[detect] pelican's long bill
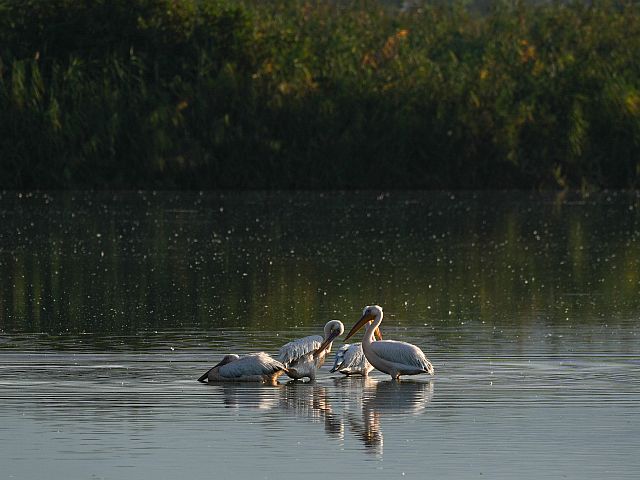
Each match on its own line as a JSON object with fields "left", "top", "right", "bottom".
{"left": 313, "top": 330, "right": 340, "bottom": 358}
{"left": 209, "top": 354, "right": 237, "bottom": 371}
{"left": 198, "top": 359, "right": 226, "bottom": 383}
{"left": 344, "top": 312, "right": 376, "bottom": 341}
{"left": 211, "top": 358, "right": 225, "bottom": 369}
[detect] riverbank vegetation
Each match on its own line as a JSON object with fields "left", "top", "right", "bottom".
{"left": 1, "top": 0, "right": 639, "bottom": 189}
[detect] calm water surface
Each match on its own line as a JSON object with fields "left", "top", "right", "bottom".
{"left": 0, "top": 191, "right": 639, "bottom": 479}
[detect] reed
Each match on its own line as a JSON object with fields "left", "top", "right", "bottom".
{"left": 1, "top": 0, "right": 639, "bottom": 189}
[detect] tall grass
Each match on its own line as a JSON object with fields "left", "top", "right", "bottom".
{"left": 1, "top": 0, "right": 639, "bottom": 189}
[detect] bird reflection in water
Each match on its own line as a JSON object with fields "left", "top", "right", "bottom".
{"left": 214, "top": 383, "right": 281, "bottom": 412}
{"left": 363, "top": 379, "right": 435, "bottom": 415}
{"left": 279, "top": 383, "right": 343, "bottom": 439}
{"left": 206, "top": 376, "right": 434, "bottom": 456}
{"left": 344, "top": 378, "right": 435, "bottom": 455}
{"left": 340, "top": 377, "right": 383, "bottom": 454}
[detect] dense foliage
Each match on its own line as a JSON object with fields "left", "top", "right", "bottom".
{"left": 1, "top": 0, "right": 639, "bottom": 189}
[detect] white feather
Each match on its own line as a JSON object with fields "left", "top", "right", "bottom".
{"left": 277, "top": 335, "right": 323, "bottom": 367}
{"left": 331, "top": 344, "right": 350, "bottom": 370}
{"left": 277, "top": 321, "right": 345, "bottom": 380}
{"left": 370, "top": 340, "right": 434, "bottom": 374}
{"left": 219, "top": 352, "right": 286, "bottom": 378}
{"left": 331, "top": 343, "right": 372, "bottom": 375}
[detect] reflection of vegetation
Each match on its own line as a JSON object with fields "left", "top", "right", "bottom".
{"left": 1, "top": 1, "right": 640, "bottom": 189}
{"left": 0, "top": 192, "right": 638, "bottom": 344}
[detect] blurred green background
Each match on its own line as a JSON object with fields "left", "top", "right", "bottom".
{"left": 1, "top": 0, "right": 639, "bottom": 190}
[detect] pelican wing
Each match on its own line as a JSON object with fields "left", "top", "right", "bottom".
{"left": 277, "top": 335, "right": 323, "bottom": 366}
{"left": 219, "top": 353, "right": 286, "bottom": 378}
{"left": 331, "top": 343, "right": 371, "bottom": 373}
{"left": 370, "top": 340, "right": 434, "bottom": 375}
{"left": 331, "top": 344, "right": 351, "bottom": 372}
{"left": 342, "top": 343, "right": 368, "bottom": 370}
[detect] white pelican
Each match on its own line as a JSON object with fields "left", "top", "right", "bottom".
{"left": 330, "top": 341, "right": 379, "bottom": 376}
{"left": 197, "top": 352, "right": 287, "bottom": 385}
{"left": 344, "top": 305, "right": 434, "bottom": 380}
{"left": 278, "top": 320, "right": 344, "bottom": 380}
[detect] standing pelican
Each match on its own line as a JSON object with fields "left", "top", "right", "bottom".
{"left": 330, "top": 338, "right": 380, "bottom": 376}
{"left": 344, "top": 305, "right": 434, "bottom": 380}
{"left": 278, "top": 320, "right": 344, "bottom": 380}
{"left": 197, "top": 352, "right": 287, "bottom": 385}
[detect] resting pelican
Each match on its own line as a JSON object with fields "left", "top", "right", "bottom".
{"left": 278, "top": 320, "right": 344, "bottom": 380}
{"left": 197, "top": 352, "right": 287, "bottom": 385}
{"left": 344, "top": 305, "right": 434, "bottom": 380}
{"left": 330, "top": 340, "right": 380, "bottom": 376}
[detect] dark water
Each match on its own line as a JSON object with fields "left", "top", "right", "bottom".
{"left": 1, "top": 191, "right": 639, "bottom": 479}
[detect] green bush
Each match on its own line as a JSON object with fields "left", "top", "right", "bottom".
{"left": 0, "top": 0, "right": 639, "bottom": 189}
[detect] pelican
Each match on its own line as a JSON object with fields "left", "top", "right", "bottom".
{"left": 330, "top": 341, "right": 379, "bottom": 376}
{"left": 197, "top": 352, "right": 287, "bottom": 385}
{"left": 344, "top": 305, "right": 434, "bottom": 380}
{"left": 277, "top": 320, "right": 344, "bottom": 380}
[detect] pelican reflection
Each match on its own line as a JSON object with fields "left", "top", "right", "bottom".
{"left": 349, "top": 379, "right": 435, "bottom": 455}
{"left": 363, "top": 379, "right": 435, "bottom": 415}
{"left": 345, "top": 408, "right": 384, "bottom": 455}
{"left": 214, "top": 382, "right": 281, "bottom": 412}
{"left": 279, "top": 383, "right": 343, "bottom": 438}
{"left": 205, "top": 374, "right": 435, "bottom": 455}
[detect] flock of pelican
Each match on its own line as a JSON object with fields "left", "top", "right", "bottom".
{"left": 198, "top": 305, "right": 434, "bottom": 384}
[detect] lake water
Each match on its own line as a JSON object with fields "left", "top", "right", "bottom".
{"left": 1, "top": 191, "right": 639, "bottom": 479}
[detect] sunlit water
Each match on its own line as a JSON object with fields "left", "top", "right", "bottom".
{"left": 1, "top": 191, "right": 639, "bottom": 479}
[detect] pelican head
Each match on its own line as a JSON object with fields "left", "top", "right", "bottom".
{"left": 362, "top": 305, "right": 383, "bottom": 320}
{"left": 324, "top": 320, "right": 345, "bottom": 339}
{"left": 315, "top": 320, "right": 345, "bottom": 357}
{"left": 345, "top": 305, "right": 383, "bottom": 341}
